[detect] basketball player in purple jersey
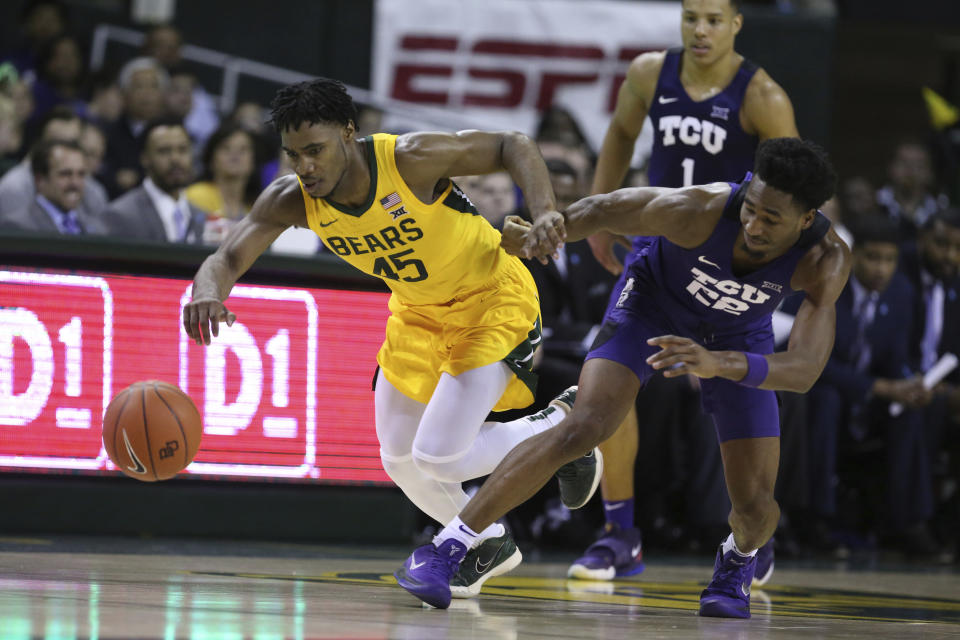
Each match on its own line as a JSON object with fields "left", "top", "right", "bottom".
{"left": 578, "top": 0, "right": 799, "bottom": 583}
{"left": 395, "top": 138, "right": 850, "bottom": 618}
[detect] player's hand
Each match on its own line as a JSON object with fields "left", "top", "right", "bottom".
{"left": 645, "top": 335, "right": 721, "bottom": 379}
{"left": 587, "top": 230, "right": 631, "bottom": 275}
{"left": 183, "top": 297, "right": 236, "bottom": 346}
{"left": 522, "top": 210, "right": 566, "bottom": 265}
{"left": 500, "top": 215, "right": 533, "bottom": 257}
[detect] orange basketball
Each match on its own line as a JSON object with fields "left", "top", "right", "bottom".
{"left": 102, "top": 380, "right": 202, "bottom": 481}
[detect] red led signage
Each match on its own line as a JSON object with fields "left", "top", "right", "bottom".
{"left": 0, "top": 267, "right": 392, "bottom": 484}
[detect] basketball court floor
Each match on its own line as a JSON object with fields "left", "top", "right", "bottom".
{"left": 1, "top": 536, "right": 957, "bottom": 639}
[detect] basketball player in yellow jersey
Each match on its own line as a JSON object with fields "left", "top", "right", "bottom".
{"left": 182, "top": 78, "right": 603, "bottom": 601}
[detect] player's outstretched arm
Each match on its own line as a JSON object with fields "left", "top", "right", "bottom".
{"left": 396, "top": 130, "right": 564, "bottom": 255}
{"left": 513, "top": 183, "right": 729, "bottom": 260}
{"left": 184, "top": 175, "right": 301, "bottom": 345}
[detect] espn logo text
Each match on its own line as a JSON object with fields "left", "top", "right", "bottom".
{"left": 390, "top": 36, "right": 657, "bottom": 112}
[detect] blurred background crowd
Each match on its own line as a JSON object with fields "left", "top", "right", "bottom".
{"left": 1, "top": 0, "right": 958, "bottom": 565}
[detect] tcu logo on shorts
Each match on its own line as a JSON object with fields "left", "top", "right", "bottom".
{"left": 685, "top": 267, "right": 770, "bottom": 316}
{"left": 658, "top": 116, "right": 728, "bottom": 155}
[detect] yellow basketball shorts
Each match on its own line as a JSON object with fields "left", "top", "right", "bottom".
{"left": 378, "top": 257, "right": 540, "bottom": 412}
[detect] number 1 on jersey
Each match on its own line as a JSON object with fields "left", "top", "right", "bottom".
{"left": 681, "top": 157, "right": 695, "bottom": 187}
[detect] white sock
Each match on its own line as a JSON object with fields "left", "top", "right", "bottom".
{"left": 722, "top": 532, "right": 757, "bottom": 557}
{"left": 435, "top": 516, "right": 505, "bottom": 549}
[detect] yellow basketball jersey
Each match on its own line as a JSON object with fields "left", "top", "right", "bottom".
{"left": 300, "top": 134, "right": 511, "bottom": 306}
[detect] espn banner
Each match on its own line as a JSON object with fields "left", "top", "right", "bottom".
{"left": 372, "top": 0, "right": 681, "bottom": 162}
{"left": 0, "top": 267, "right": 392, "bottom": 484}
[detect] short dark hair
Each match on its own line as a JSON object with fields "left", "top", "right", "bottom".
{"left": 922, "top": 207, "right": 960, "bottom": 232}
{"left": 30, "top": 138, "right": 84, "bottom": 177}
{"left": 268, "top": 78, "right": 358, "bottom": 134}
{"left": 849, "top": 216, "right": 900, "bottom": 249}
{"left": 754, "top": 138, "right": 837, "bottom": 213}
{"left": 38, "top": 105, "right": 81, "bottom": 136}
{"left": 682, "top": 0, "right": 740, "bottom": 13}
{"left": 137, "top": 116, "right": 188, "bottom": 153}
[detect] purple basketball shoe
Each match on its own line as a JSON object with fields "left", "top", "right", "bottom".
{"left": 698, "top": 542, "right": 757, "bottom": 619}
{"left": 567, "top": 523, "right": 645, "bottom": 580}
{"left": 395, "top": 538, "right": 467, "bottom": 609}
{"left": 752, "top": 537, "right": 774, "bottom": 587}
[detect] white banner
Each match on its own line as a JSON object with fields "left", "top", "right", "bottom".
{"left": 372, "top": 0, "right": 682, "bottom": 164}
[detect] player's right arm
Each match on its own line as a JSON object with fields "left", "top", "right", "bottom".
{"left": 588, "top": 51, "right": 665, "bottom": 274}
{"left": 183, "top": 175, "right": 304, "bottom": 345}
{"left": 504, "top": 182, "right": 729, "bottom": 258}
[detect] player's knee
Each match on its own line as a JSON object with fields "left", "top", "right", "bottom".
{"left": 410, "top": 448, "right": 469, "bottom": 484}
{"left": 555, "top": 410, "right": 612, "bottom": 460}
{"left": 732, "top": 490, "right": 778, "bottom": 523}
{"left": 380, "top": 450, "right": 419, "bottom": 486}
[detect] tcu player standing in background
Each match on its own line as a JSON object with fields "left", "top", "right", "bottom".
{"left": 570, "top": 0, "right": 800, "bottom": 586}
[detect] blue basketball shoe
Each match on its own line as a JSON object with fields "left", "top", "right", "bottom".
{"left": 752, "top": 537, "right": 774, "bottom": 587}
{"left": 698, "top": 542, "right": 757, "bottom": 618}
{"left": 395, "top": 538, "right": 467, "bottom": 609}
{"left": 567, "top": 523, "right": 644, "bottom": 580}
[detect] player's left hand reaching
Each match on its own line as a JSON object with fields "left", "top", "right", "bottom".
{"left": 645, "top": 335, "right": 722, "bottom": 379}
{"left": 183, "top": 297, "right": 236, "bottom": 346}
{"left": 523, "top": 210, "right": 566, "bottom": 264}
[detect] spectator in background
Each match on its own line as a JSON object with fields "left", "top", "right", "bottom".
{"left": 142, "top": 25, "right": 219, "bottom": 149}
{"left": 799, "top": 220, "right": 939, "bottom": 558}
{"left": 0, "top": 106, "right": 107, "bottom": 220}
{"left": 0, "top": 138, "right": 109, "bottom": 235}
{"left": 226, "top": 101, "right": 278, "bottom": 189}
{"left": 29, "top": 33, "right": 87, "bottom": 123}
{"left": 186, "top": 122, "right": 259, "bottom": 244}
{"left": 85, "top": 69, "right": 124, "bottom": 128}
{"left": 79, "top": 119, "right": 106, "bottom": 182}
{"left": 101, "top": 118, "right": 209, "bottom": 244}
{"left": 839, "top": 175, "right": 876, "bottom": 226}
{"left": 0, "top": 94, "right": 23, "bottom": 176}
{"left": 472, "top": 172, "right": 517, "bottom": 230}
{"left": 902, "top": 209, "right": 960, "bottom": 555}
{"left": 877, "top": 139, "right": 949, "bottom": 252}
{"left": 2, "top": 0, "right": 67, "bottom": 75}
{"left": 103, "top": 57, "right": 169, "bottom": 196}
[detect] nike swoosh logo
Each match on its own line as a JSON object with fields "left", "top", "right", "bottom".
{"left": 698, "top": 255, "right": 720, "bottom": 269}
{"left": 658, "top": 96, "right": 679, "bottom": 104}
{"left": 476, "top": 542, "right": 505, "bottom": 573}
{"left": 631, "top": 544, "right": 642, "bottom": 557}
{"left": 458, "top": 525, "right": 477, "bottom": 537}
{"left": 121, "top": 429, "right": 147, "bottom": 474}
{"left": 741, "top": 581, "right": 751, "bottom": 597}
{"left": 409, "top": 554, "right": 426, "bottom": 570}
{"left": 605, "top": 503, "right": 626, "bottom": 511}
{"left": 317, "top": 219, "right": 336, "bottom": 228}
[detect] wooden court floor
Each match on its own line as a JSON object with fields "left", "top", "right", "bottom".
{"left": 0, "top": 536, "right": 958, "bottom": 639}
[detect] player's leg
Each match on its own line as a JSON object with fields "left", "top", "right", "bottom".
{"left": 395, "top": 358, "right": 638, "bottom": 608}
{"left": 699, "top": 379, "right": 780, "bottom": 619}
{"left": 721, "top": 436, "right": 781, "bottom": 552}
{"left": 375, "top": 370, "right": 471, "bottom": 524}
{"left": 411, "top": 361, "right": 573, "bottom": 484}
{"left": 567, "top": 406, "right": 644, "bottom": 580}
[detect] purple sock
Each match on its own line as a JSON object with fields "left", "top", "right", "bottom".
{"left": 603, "top": 498, "right": 634, "bottom": 531}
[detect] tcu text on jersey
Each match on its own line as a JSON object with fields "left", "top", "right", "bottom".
{"left": 685, "top": 267, "right": 770, "bottom": 315}
{"left": 659, "top": 116, "right": 727, "bottom": 155}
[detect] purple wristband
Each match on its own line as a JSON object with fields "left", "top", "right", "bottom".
{"left": 740, "top": 352, "right": 769, "bottom": 387}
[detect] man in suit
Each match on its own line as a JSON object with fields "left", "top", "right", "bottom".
{"left": 902, "top": 209, "right": 960, "bottom": 556}
{"left": 102, "top": 118, "right": 208, "bottom": 244}
{"left": 805, "top": 219, "right": 938, "bottom": 555}
{"left": 0, "top": 138, "right": 110, "bottom": 235}
{"left": 0, "top": 107, "right": 109, "bottom": 221}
